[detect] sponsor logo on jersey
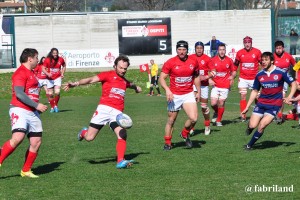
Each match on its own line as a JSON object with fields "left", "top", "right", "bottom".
{"left": 111, "top": 87, "right": 125, "bottom": 96}
{"left": 175, "top": 76, "right": 192, "bottom": 83}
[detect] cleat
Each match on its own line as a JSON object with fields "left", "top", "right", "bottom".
{"left": 116, "top": 160, "right": 134, "bottom": 169}
{"left": 212, "top": 112, "right": 217, "bottom": 123}
{"left": 50, "top": 108, "right": 54, "bottom": 113}
{"left": 54, "top": 106, "right": 59, "bottom": 113}
{"left": 147, "top": 94, "right": 152, "bottom": 96}
{"left": 244, "top": 144, "right": 252, "bottom": 151}
{"left": 20, "top": 170, "right": 39, "bottom": 178}
{"left": 179, "top": 133, "right": 193, "bottom": 148}
{"left": 163, "top": 144, "right": 172, "bottom": 150}
{"left": 241, "top": 114, "right": 247, "bottom": 122}
{"left": 157, "top": 94, "right": 161, "bottom": 96}
{"left": 78, "top": 127, "right": 88, "bottom": 141}
{"left": 204, "top": 126, "right": 211, "bottom": 135}
{"left": 189, "top": 128, "right": 195, "bottom": 136}
{"left": 216, "top": 122, "right": 223, "bottom": 127}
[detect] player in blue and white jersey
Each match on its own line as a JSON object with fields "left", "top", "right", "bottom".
{"left": 241, "top": 52, "right": 297, "bottom": 150}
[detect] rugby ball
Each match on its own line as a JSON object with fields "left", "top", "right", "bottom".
{"left": 116, "top": 113, "right": 133, "bottom": 129}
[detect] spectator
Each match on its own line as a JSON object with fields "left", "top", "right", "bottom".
{"left": 205, "top": 36, "right": 225, "bottom": 57}
{"left": 290, "top": 29, "right": 298, "bottom": 55}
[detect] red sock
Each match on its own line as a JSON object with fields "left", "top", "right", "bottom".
{"left": 240, "top": 100, "right": 247, "bottom": 112}
{"left": 46, "top": 94, "right": 51, "bottom": 102}
{"left": 80, "top": 129, "right": 87, "bottom": 139}
{"left": 54, "top": 95, "right": 60, "bottom": 106}
{"left": 204, "top": 120, "right": 210, "bottom": 127}
{"left": 116, "top": 139, "right": 126, "bottom": 163}
{"left": 277, "top": 112, "right": 282, "bottom": 118}
{"left": 286, "top": 113, "right": 294, "bottom": 120}
{"left": 181, "top": 127, "right": 190, "bottom": 139}
{"left": 164, "top": 136, "right": 172, "bottom": 145}
{"left": 0, "top": 140, "right": 16, "bottom": 164}
{"left": 22, "top": 150, "right": 37, "bottom": 172}
{"left": 217, "top": 107, "right": 225, "bottom": 122}
{"left": 49, "top": 98, "right": 55, "bottom": 108}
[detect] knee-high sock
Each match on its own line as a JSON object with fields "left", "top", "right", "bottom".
{"left": 248, "top": 130, "right": 263, "bottom": 147}
{"left": 54, "top": 95, "right": 60, "bottom": 107}
{"left": 22, "top": 150, "right": 37, "bottom": 172}
{"left": 217, "top": 107, "right": 225, "bottom": 122}
{"left": 116, "top": 139, "right": 126, "bottom": 163}
{"left": 240, "top": 99, "right": 247, "bottom": 113}
{"left": 164, "top": 136, "right": 172, "bottom": 145}
{"left": 0, "top": 140, "right": 16, "bottom": 164}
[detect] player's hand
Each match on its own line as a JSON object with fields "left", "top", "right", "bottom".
{"left": 283, "top": 97, "right": 292, "bottom": 105}
{"left": 241, "top": 107, "right": 248, "bottom": 115}
{"left": 62, "top": 82, "right": 77, "bottom": 91}
{"left": 36, "top": 103, "right": 48, "bottom": 113}
{"left": 61, "top": 74, "right": 64, "bottom": 79}
{"left": 195, "top": 92, "right": 201, "bottom": 103}
{"left": 135, "top": 86, "right": 142, "bottom": 93}
{"left": 166, "top": 89, "right": 174, "bottom": 102}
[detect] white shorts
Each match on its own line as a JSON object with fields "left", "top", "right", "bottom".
{"left": 238, "top": 77, "right": 254, "bottom": 89}
{"left": 211, "top": 87, "right": 229, "bottom": 100}
{"left": 47, "top": 77, "right": 62, "bottom": 88}
{"left": 168, "top": 92, "right": 196, "bottom": 112}
{"left": 9, "top": 107, "right": 43, "bottom": 133}
{"left": 38, "top": 78, "right": 48, "bottom": 88}
{"left": 90, "top": 105, "right": 122, "bottom": 126}
{"left": 192, "top": 85, "right": 209, "bottom": 99}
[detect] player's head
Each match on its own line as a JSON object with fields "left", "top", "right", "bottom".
{"left": 243, "top": 36, "right": 252, "bottom": 50}
{"left": 150, "top": 59, "right": 154, "bottom": 65}
{"left": 261, "top": 51, "right": 274, "bottom": 70}
{"left": 212, "top": 36, "right": 216, "bottom": 40}
{"left": 114, "top": 55, "right": 130, "bottom": 77}
{"left": 217, "top": 43, "right": 226, "bottom": 58}
{"left": 19, "top": 48, "right": 39, "bottom": 68}
{"left": 195, "top": 41, "right": 204, "bottom": 56}
{"left": 48, "top": 48, "right": 59, "bottom": 60}
{"left": 274, "top": 40, "right": 285, "bottom": 56}
{"left": 176, "top": 40, "right": 188, "bottom": 61}
{"left": 39, "top": 56, "right": 45, "bottom": 65}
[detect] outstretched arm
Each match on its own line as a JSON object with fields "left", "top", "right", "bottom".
{"left": 63, "top": 75, "right": 100, "bottom": 91}
{"left": 129, "top": 83, "right": 142, "bottom": 93}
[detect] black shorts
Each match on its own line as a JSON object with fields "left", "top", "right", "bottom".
{"left": 151, "top": 76, "right": 159, "bottom": 85}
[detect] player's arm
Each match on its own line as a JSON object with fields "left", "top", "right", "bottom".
{"left": 14, "top": 86, "right": 47, "bottom": 112}
{"left": 61, "top": 62, "right": 66, "bottom": 78}
{"left": 63, "top": 75, "right": 100, "bottom": 91}
{"left": 129, "top": 83, "right": 142, "bottom": 93}
{"left": 42, "top": 65, "right": 51, "bottom": 78}
{"left": 194, "top": 75, "right": 201, "bottom": 102}
{"left": 241, "top": 89, "right": 259, "bottom": 114}
{"left": 284, "top": 81, "right": 297, "bottom": 104}
{"left": 159, "top": 71, "right": 173, "bottom": 101}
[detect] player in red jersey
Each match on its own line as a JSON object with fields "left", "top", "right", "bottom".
{"left": 42, "top": 48, "right": 66, "bottom": 113}
{"left": 33, "top": 56, "right": 49, "bottom": 97}
{"left": 273, "top": 40, "right": 297, "bottom": 124}
{"left": 190, "top": 41, "right": 213, "bottom": 135}
{"left": 63, "top": 55, "right": 141, "bottom": 169}
{"left": 234, "top": 36, "right": 262, "bottom": 122}
{"left": 209, "top": 44, "right": 237, "bottom": 126}
{"left": 159, "top": 40, "right": 200, "bottom": 150}
{"left": 0, "top": 48, "right": 48, "bottom": 178}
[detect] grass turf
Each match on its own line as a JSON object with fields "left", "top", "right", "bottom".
{"left": 0, "top": 70, "right": 299, "bottom": 199}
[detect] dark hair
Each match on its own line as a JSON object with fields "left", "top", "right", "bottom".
{"left": 275, "top": 40, "right": 284, "bottom": 48}
{"left": 114, "top": 55, "right": 130, "bottom": 67}
{"left": 261, "top": 51, "right": 274, "bottom": 62}
{"left": 19, "top": 48, "right": 38, "bottom": 63}
{"left": 39, "top": 56, "right": 45, "bottom": 65}
{"left": 47, "top": 48, "right": 59, "bottom": 67}
{"left": 194, "top": 41, "right": 204, "bottom": 48}
{"left": 218, "top": 43, "right": 226, "bottom": 49}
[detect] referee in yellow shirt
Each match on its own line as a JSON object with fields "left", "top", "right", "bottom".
{"left": 148, "top": 59, "right": 161, "bottom": 96}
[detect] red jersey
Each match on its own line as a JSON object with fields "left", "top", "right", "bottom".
{"left": 33, "top": 63, "right": 47, "bottom": 79}
{"left": 274, "top": 52, "right": 296, "bottom": 72}
{"left": 190, "top": 53, "right": 211, "bottom": 86}
{"left": 10, "top": 65, "right": 39, "bottom": 111}
{"left": 97, "top": 70, "right": 131, "bottom": 112}
{"left": 210, "top": 56, "right": 236, "bottom": 89}
{"left": 43, "top": 57, "right": 65, "bottom": 80}
{"left": 162, "top": 55, "right": 199, "bottom": 95}
{"left": 234, "top": 47, "right": 261, "bottom": 80}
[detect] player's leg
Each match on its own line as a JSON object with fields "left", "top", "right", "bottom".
{"left": 210, "top": 87, "right": 219, "bottom": 123}
{"left": 0, "top": 108, "right": 27, "bottom": 166}
{"left": 163, "top": 111, "right": 178, "bottom": 150}
{"left": 200, "top": 86, "right": 211, "bottom": 135}
{"left": 148, "top": 76, "right": 155, "bottom": 96}
{"left": 46, "top": 79, "right": 55, "bottom": 112}
{"left": 214, "top": 89, "right": 229, "bottom": 126}
{"left": 276, "top": 86, "right": 287, "bottom": 124}
{"left": 53, "top": 78, "right": 62, "bottom": 112}
{"left": 155, "top": 79, "right": 161, "bottom": 96}
{"left": 238, "top": 78, "right": 249, "bottom": 122}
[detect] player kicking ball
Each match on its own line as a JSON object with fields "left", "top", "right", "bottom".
{"left": 63, "top": 55, "right": 141, "bottom": 168}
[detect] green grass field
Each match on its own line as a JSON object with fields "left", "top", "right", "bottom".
{"left": 0, "top": 70, "right": 299, "bottom": 200}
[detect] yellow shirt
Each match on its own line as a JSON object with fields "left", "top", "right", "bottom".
{"left": 151, "top": 63, "right": 159, "bottom": 77}
{"left": 293, "top": 61, "right": 300, "bottom": 71}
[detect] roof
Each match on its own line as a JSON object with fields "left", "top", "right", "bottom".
{"left": 0, "top": 2, "right": 24, "bottom": 8}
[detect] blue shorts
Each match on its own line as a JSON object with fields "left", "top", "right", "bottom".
{"left": 252, "top": 104, "right": 280, "bottom": 117}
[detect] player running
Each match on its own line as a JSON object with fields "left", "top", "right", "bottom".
{"left": 63, "top": 55, "right": 142, "bottom": 169}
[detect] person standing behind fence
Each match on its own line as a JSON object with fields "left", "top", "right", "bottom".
{"left": 42, "top": 48, "right": 66, "bottom": 113}
{"left": 147, "top": 59, "right": 161, "bottom": 96}
{"left": 205, "top": 36, "right": 225, "bottom": 57}
{"left": 290, "top": 29, "right": 298, "bottom": 55}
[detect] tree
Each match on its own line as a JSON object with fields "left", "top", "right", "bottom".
{"left": 26, "top": 0, "right": 84, "bottom": 13}
{"left": 111, "top": 0, "right": 175, "bottom": 11}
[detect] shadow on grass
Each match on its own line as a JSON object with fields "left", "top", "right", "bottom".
{"left": 191, "top": 128, "right": 220, "bottom": 137}
{"left": 56, "top": 109, "right": 73, "bottom": 113}
{"left": 33, "top": 162, "right": 65, "bottom": 175}
{"left": 0, "top": 174, "right": 20, "bottom": 179}
{"left": 172, "top": 140, "right": 206, "bottom": 149}
{"left": 291, "top": 125, "right": 300, "bottom": 129}
{"left": 87, "top": 152, "right": 150, "bottom": 165}
{"left": 253, "top": 140, "right": 296, "bottom": 150}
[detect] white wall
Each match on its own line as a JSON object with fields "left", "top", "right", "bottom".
{"left": 13, "top": 9, "right": 272, "bottom": 68}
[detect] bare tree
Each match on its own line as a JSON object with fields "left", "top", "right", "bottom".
{"left": 26, "top": 0, "right": 83, "bottom": 13}
{"left": 112, "top": 0, "right": 175, "bottom": 11}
